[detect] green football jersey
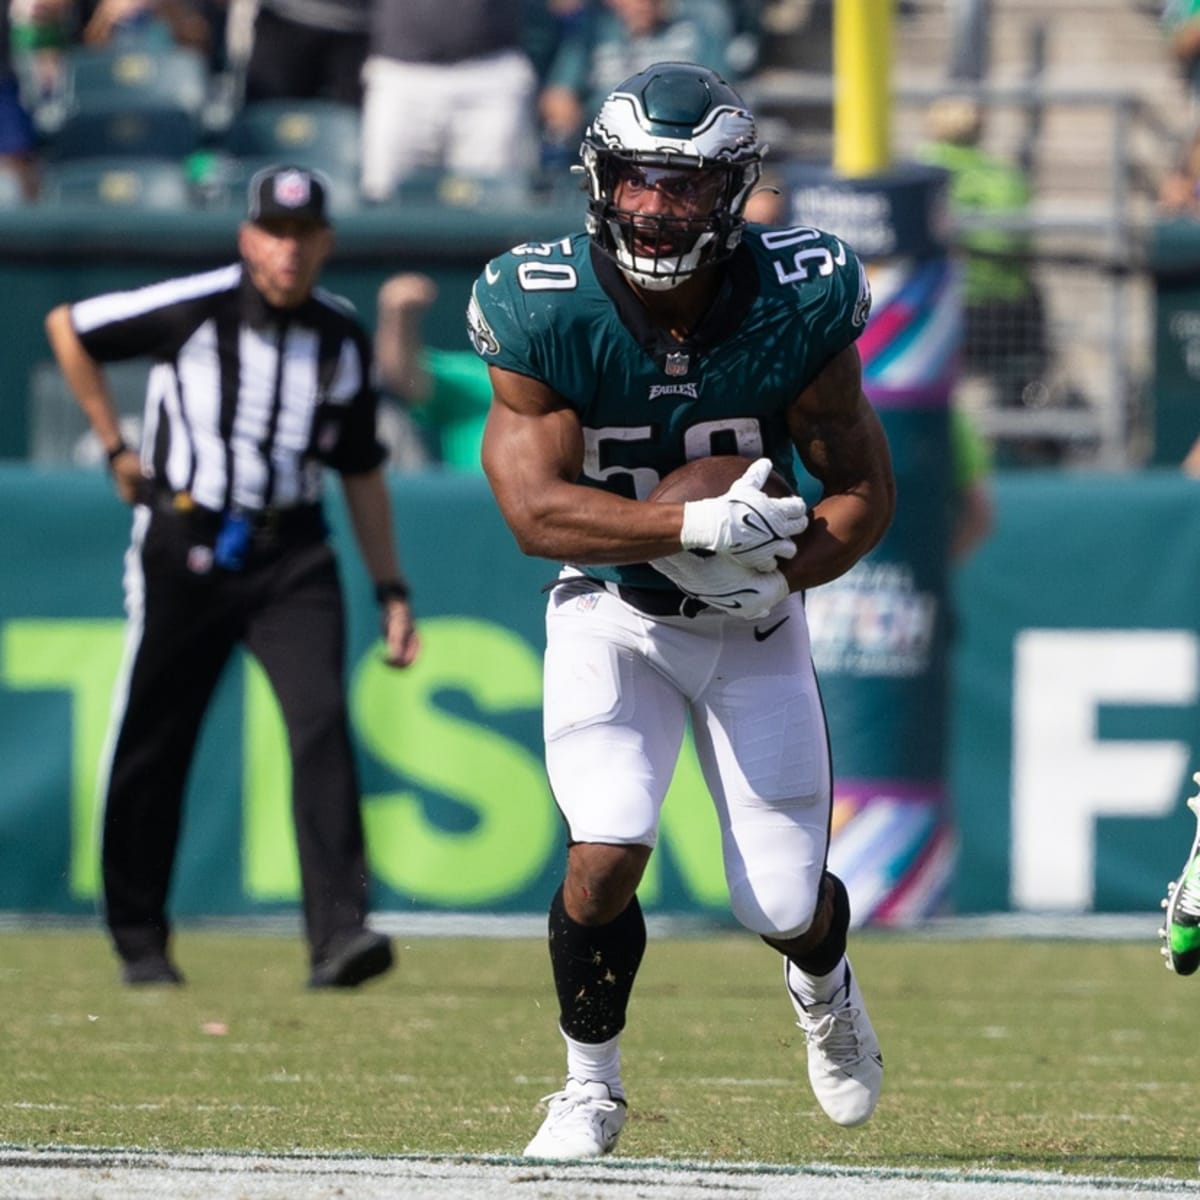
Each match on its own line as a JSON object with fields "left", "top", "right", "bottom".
{"left": 467, "top": 226, "right": 871, "bottom": 589}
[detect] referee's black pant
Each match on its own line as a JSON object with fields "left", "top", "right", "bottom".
{"left": 102, "top": 503, "right": 370, "bottom": 969}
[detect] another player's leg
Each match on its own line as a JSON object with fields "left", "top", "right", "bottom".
{"left": 1160, "top": 772, "right": 1200, "bottom": 974}
{"left": 524, "top": 853, "right": 649, "bottom": 1159}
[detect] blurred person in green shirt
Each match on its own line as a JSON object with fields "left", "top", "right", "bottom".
{"left": 743, "top": 170, "right": 994, "bottom": 561}
{"left": 375, "top": 273, "right": 490, "bottom": 472}
{"left": 918, "top": 97, "right": 1050, "bottom": 422}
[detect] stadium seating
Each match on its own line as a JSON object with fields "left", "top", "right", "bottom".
{"left": 39, "top": 44, "right": 209, "bottom": 159}
{"left": 38, "top": 158, "right": 193, "bottom": 209}
{"left": 221, "top": 99, "right": 361, "bottom": 185}
{"left": 192, "top": 151, "right": 360, "bottom": 216}
{"left": 61, "top": 44, "right": 208, "bottom": 116}
{"left": 48, "top": 108, "right": 201, "bottom": 161}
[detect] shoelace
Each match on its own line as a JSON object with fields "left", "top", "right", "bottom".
{"left": 538, "top": 1088, "right": 622, "bottom": 1123}
{"left": 799, "top": 1004, "right": 865, "bottom": 1065}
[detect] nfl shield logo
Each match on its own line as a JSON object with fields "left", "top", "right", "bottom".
{"left": 274, "top": 171, "right": 311, "bottom": 209}
{"left": 664, "top": 352, "right": 690, "bottom": 377}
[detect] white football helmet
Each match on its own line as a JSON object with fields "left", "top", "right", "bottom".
{"left": 579, "top": 62, "right": 765, "bottom": 291}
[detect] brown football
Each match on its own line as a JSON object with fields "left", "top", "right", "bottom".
{"left": 646, "top": 455, "right": 793, "bottom": 503}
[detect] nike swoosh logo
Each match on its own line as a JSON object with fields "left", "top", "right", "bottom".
{"left": 485, "top": 263, "right": 500, "bottom": 285}
{"left": 753, "top": 616, "right": 791, "bottom": 642}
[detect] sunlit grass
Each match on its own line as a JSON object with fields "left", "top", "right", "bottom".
{"left": 0, "top": 928, "right": 1194, "bottom": 1181}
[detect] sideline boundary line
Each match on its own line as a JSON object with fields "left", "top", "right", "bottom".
{"left": 0, "top": 911, "right": 1162, "bottom": 940}
{"left": 1, "top": 1145, "right": 1197, "bottom": 1194}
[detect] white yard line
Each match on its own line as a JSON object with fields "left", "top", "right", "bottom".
{"left": 0, "top": 1150, "right": 1196, "bottom": 1200}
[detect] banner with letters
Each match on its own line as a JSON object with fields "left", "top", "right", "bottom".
{"left": 3, "top": 465, "right": 1200, "bottom": 921}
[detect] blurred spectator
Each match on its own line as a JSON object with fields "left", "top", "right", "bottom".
{"left": 725, "top": 0, "right": 760, "bottom": 74}
{"left": 374, "top": 272, "right": 490, "bottom": 472}
{"left": 79, "top": 0, "right": 210, "bottom": 51}
{"left": 1164, "top": 0, "right": 1200, "bottom": 108}
{"left": 11, "top": 0, "right": 211, "bottom": 127}
{"left": 0, "top": 0, "right": 41, "bottom": 198}
{"left": 917, "top": 96, "right": 1049, "bottom": 418}
{"left": 1160, "top": 127, "right": 1200, "bottom": 215}
{"left": 242, "top": 0, "right": 368, "bottom": 105}
{"left": 196, "top": 0, "right": 225, "bottom": 72}
{"left": 537, "top": 0, "right": 734, "bottom": 174}
{"left": 523, "top": 0, "right": 590, "bottom": 84}
{"left": 359, "top": 0, "right": 536, "bottom": 204}
{"left": 9, "top": 0, "right": 71, "bottom": 101}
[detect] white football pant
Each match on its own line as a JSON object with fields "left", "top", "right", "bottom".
{"left": 542, "top": 575, "right": 833, "bottom": 942}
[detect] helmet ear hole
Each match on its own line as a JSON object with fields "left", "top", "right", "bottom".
{"left": 580, "top": 61, "right": 764, "bottom": 290}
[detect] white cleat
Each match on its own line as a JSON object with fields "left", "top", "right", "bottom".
{"left": 524, "top": 1077, "right": 627, "bottom": 1159}
{"left": 786, "top": 958, "right": 883, "bottom": 1127}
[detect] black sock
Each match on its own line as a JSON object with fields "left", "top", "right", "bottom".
{"left": 789, "top": 871, "right": 851, "bottom": 978}
{"left": 548, "top": 885, "right": 646, "bottom": 1043}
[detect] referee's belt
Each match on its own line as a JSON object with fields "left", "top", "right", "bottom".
{"left": 153, "top": 492, "right": 325, "bottom": 542}
{"left": 601, "top": 580, "right": 708, "bottom": 618}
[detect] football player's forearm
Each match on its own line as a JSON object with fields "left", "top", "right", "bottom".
{"left": 781, "top": 488, "right": 892, "bottom": 591}
{"left": 494, "top": 478, "right": 687, "bottom": 565}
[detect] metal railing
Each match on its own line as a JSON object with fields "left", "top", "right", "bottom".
{"left": 744, "top": 75, "right": 1154, "bottom": 468}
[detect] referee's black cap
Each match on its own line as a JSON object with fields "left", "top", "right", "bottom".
{"left": 247, "top": 165, "right": 331, "bottom": 227}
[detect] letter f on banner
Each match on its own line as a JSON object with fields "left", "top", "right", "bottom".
{"left": 1011, "top": 630, "right": 1198, "bottom": 910}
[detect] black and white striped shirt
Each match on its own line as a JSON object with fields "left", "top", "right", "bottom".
{"left": 71, "top": 263, "right": 385, "bottom": 514}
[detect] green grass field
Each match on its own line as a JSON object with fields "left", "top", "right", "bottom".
{"left": 0, "top": 927, "right": 1194, "bottom": 1183}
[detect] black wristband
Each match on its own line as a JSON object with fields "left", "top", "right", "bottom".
{"left": 106, "top": 440, "right": 128, "bottom": 466}
{"left": 374, "top": 580, "right": 411, "bottom": 605}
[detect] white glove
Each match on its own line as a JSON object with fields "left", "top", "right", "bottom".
{"left": 650, "top": 550, "right": 790, "bottom": 621}
{"left": 679, "top": 458, "right": 809, "bottom": 572}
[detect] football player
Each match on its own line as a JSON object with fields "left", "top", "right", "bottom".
{"left": 468, "top": 61, "right": 895, "bottom": 1157}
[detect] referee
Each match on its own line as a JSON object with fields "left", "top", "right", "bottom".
{"left": 45, "top": 165, "right": 420, "bottom": 989}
